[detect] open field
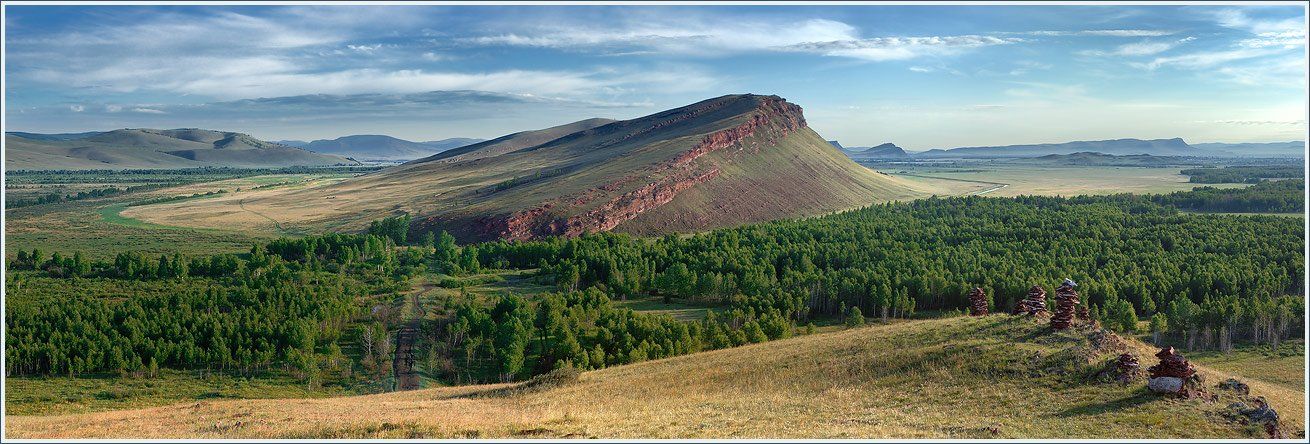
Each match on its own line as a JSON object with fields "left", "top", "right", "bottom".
{"left": 4, "top": 172, "right": 357, "bottom": 259}
{"left": 873, "top": 164, "right": 1249, "bottom": 197}
{"left": 7, "top": 315, "right": 1302, "bottom": 439}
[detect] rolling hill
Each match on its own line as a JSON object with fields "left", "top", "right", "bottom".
{"left": 156, "top": 94, "right": 925, "bottom": 241}
{"left": 296, "top": 135, "right": 485, "bottom": 161}
{"left": 1013, "top": 152, "right": 1200, "bottom": 167}
{"left": 917, "top": 138, "right": 1203, "bottom": 159}
{"left": 7, "top": 315, "right": 1300, "bottom": 438}
{"left": 5, "top": 129, "right": 358, "bottom": 170}
{"left": 844, "top": 143, "right": 911, "bottom": 160}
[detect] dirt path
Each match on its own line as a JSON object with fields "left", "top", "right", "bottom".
{"left": 392, "top": 292, "right": 422, "bottom": 391}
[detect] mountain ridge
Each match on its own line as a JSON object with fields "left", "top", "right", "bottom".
{"left": 5, "top": 128, "right": 358, "bottom": 170}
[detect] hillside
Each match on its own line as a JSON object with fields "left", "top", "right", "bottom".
{"left": 5, "top": 129, "right": 358, "bottom": 170}
{"left": 412, "top": 118, "right": 616, "bottom": 164}
{"left": 7, "top": 315, "right": 1300, "bottom": 438}
{"left": 301, "top": 135, "right": 483, "bottom": 161}
{"left": 845, "top": 142, "right": 911, "bottom": 160}
{"left": 137, "top": 94, "right": 927, "bottom": 240}
{"left": 918, "top": 138, "right": 1202, "bottom": 159}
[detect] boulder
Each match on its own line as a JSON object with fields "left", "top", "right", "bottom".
{"left": 1149, "top": 376, "right": 1185, "bottom": 393}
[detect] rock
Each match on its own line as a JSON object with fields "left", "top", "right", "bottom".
{"left": 1149, "top": 376, "right": 1185, "bottom": 393}
{"left": 1050, "top": 281, "right": 1079, "bottom": 330}
{"left": 1113, "top": 353, "right": 1140, "bottom": 382}
{"left": 1219, "top": 378, "right": 1250, "bottom": 396}
{"left": 1147, "top": 346, "right": 1195, "bottom": 379}
{"left": 967, "top": 287, "right": 988, "bottom": 316}
{"left": 1227, "top": 396, "right": 1282, "bottom": 438}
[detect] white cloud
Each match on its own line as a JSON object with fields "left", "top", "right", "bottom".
{"left": 782, "top": 35, "right": 1020, "bottom": 61}
{"left": 105, "top": 105, "right": 122, "bottom": 113}
{"left": 467, "top": 18, "right": 860, "bottom": 56}
{"left": 1019, "top": 29, "right": 1175, "bottom": 37}
{"left": 908, "top": 66, "right": 933, "bottom": 73}
{"left": 132, "top": 108, "right": 166, "bottom": 114}
{"left": 1081, "top": 37, "right": 1195, "bottom": 57}
{"left": 1138, "top": 48, "right": 1279, "bottom": 70}
{"left": 1211, "top": 9, "right": 1304, "bottom": 35}
{"left": 68, "top": 105, "right": 84, "bottom": 112}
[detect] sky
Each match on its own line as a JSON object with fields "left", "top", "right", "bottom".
{"left": 4, "top": 3, "right": 1307, "bottom": 149}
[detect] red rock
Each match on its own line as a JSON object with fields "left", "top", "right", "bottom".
{"left": 1014, "top": 285, "right": 1047, "bottom": 315}
{"left": 1148, "top": 346, "right": 1195, "bottom": 379}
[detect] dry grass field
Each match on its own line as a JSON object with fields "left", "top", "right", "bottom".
{"left": 877, "top": 165, "right": 1249, "bottom": 197}
{"left": 8, "top": 315, "right": 1301, "bottom": 439}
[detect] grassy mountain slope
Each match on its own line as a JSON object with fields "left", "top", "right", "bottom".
{"left": 140, "top": 94, "right": 925, "bottom": 240}
{"left": 7, "top": 315, "right": 1299, "bottom": 438}
{"left": 412, "top": 117, "right": 616, "bottom": 164}
{"left": 5, "top": 129, "right": 358, "bottom": 170}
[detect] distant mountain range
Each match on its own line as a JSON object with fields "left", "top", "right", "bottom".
{"left": 832, "top": 138, "right": 1305, "bottom": 160}
{"left": 276, "top": 136, "right": 486, "bottom": 161}
{"left": 6, "top": 129, "right": 358, "bottom": 170}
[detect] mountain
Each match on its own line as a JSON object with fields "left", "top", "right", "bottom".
{"left": 421, "top": 138, "right": 486, "bottom": 151}
{"left": 1191, "top": 141, "right": 1305, "bottom": 158}
{"left": 5, "top": 131, "right": 104, "bottom": 141}
{"left": 1015, "top": 152, "right": 1197, "bottom": 167}
{"left": 224, "top": 94, "right": 921, "bottom": 241}
{"left": 828, "top": 140, "right": 843, "bottom": 149}
{"left": 917, "top": 138, "right": 1202, "bottom": 158}
{"left": 273, "top": 140, "right": 311, "bottom": 148}
{"left": 6, "top": 129, "right": 358, "bottom": 170}
{"left": 9, "top": 316, "right": 1296, "bottom": 438}
{"left": 844, "top": 142, "right": 910, "bottom": 160}
{"left": 302, "top": 135, "right": 482, "bottom": 161}
{"left": 412, "top": 118, "right": 617, "bottom": 164}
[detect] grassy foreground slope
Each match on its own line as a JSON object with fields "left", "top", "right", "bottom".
{"left": 8, "top": 315, "right": 1300, "bottom": 438}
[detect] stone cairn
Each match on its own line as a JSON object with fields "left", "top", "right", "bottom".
{"left": 1012, "top": 285, "right": 1048, "bottom": 315}
{"left": 1147, "top": 346, "right": 1211, "bottom": 399}
{"left": 967, "top": 287, "right": 988, "bottom": 316}
{"left": 1113, "top": 353, "right": 1140, "bottom": 383}
{"left": 1050, "top": 279, "right": 1080, "bottom": 330}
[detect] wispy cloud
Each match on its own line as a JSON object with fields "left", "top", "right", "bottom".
{"left": 465, "top": 17, "right": 860, "bottom": 56}
{"left": 1080, "top": 37, "right": 1195, "bottom": 57}
{"left": 1015, "top": 29, "right": 1175, "bottom": 37}
{"left": 781, "top": 35, "right": 1020, "bottom": 61}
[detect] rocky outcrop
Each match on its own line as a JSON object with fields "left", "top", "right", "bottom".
{"left": 967, "top": 287, "right": 988, "bottom": 316}
{"left": 1147, "top": 346, "right": 1211, "bottom": 400}
{"left": 475, "top": 96, "right": 808, "bottom": 241}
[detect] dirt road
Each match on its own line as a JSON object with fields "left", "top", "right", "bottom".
{"left": 392, "top": 292, "right": 422, "bottom": 391}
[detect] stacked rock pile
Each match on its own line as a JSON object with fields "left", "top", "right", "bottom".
{"left": 1113, "top": 353, "right": 1140, "bottom": 383}
{"left": 1050, "top": 281, "right": 1080, "bottom": 330}
{"left": 1011, "top": 285, "right": 1053, "bottom": 316}
{"left": 968, "top": 287, "right": 988, "bottom": 316}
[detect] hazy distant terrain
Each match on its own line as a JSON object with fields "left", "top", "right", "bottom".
{"left": 276, "top": 135, "right": 486, "bottom": 161}
{"left": 5, "top": 129, "right": 358, "bottom": 170}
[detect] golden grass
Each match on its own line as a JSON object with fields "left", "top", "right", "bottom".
{"left": 8, "top": 315, "right": 1300, "bottom": 439}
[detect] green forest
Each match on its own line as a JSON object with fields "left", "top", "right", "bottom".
{"left": 6, "top": 184, "right": 1305, "bottom": 386}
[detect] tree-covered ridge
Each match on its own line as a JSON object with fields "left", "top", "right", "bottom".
{"left": 5, "top": 187, "right": 1305, "bottom": 383}
{"left": 1181, "top": 165, "right": 1303, "bottom": 183}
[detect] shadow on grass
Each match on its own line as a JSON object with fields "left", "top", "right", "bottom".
{"left": 1055, "top": 389, "right": 1157, "bottom": 417}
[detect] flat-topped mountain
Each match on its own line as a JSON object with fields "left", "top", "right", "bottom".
{"left": 918, "top": 138, "right": 1202, "bottom": 158}
{"left": 5, "top": 128, "right": 358, "bottom": 170}
{"left": 192, "top": 94, "right": 921, "bottom": 241}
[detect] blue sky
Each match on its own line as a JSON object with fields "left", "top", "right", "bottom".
{"left": 4, "top": 4, "right": 1306, "bottom": 148}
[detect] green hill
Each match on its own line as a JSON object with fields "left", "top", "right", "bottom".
{"left": 5, "top": 129, "right": 359, "bottom": 170}
{"left": 247, "top": 94, "right": 921, "bottom": 241}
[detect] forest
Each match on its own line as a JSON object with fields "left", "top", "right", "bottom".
{"left": 5, "top": 185, "right": 1305, "bottom": 384}
{"left": 1181, "top": 165, "right": 1304, "bottom": 183}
